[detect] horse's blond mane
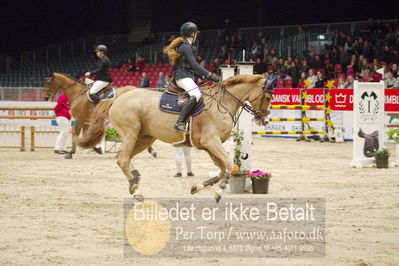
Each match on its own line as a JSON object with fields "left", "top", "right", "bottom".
{"left": 223, "top": 74, "right": 264, "bottom": 87}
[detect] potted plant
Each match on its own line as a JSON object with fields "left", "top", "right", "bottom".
{"left": 369, "top": 148, "right": 390, "bottom": 169}
{"left": 229, "top": 130, "right": 248, "bottom": 194}
{"left": 387, "top": 129, "right": 399, "bottom": 166}
{"left": 249, "top": 170, "right": 272, "bottom": 194}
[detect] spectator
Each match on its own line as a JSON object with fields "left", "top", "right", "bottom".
{"left": 299, "top": 60, "right": 309, "bottom": 74}
{"left": 223, "top": 35, "right": 231, "bottom": 49}
{"left": 54, "top": 93, "right": 71, "bottom": 154}
{"left": 344, "top": 36, "right": 354, "bottom": 53}
{"left": 361, "top": 69, "right": 374, "bottom": 82}
{"left": 135, "top": 56, "right": 145, "bottom": 73}
{"left": 140, "top": 33, "right": 151, "bottom": 46}
{"left": 362, "top": 41, "right": 373, "bottom": 59}
{"left": 360, "top": 58, "right": 371, "bottom": 76}
{"left": 274, "top": 58, "right": 285, "bottom": 74}
{"left": 297, "top": 72, "right": 307, "bottom": 88}
{"left": 392, "top": 63, "right": 399, "bottom": 78}
{"left": 288, "top": 61, "right": 299, "bottom": 87}
{"left": 157, "top": 72, "right": 166, "bottom": 88}
{"left": 386, "top": 71, "right": 398, "bottom": 88}
{"left": 338, "top": 46, "right": 350, "bottom": 66}
{"left": 236, "top": 35, "right": 246, "bottom": 50}
{"left": 337, "top": 76, "right": 346, "bottom": 88}
{"left": 213, "top": 58, "right": 222, "bottom": 75}
{"left": 315, "top": 70, "right": 327, "bottom": 88}
{"left": 217, "top": 46, "right": 228, "bottom": 61}
{"left": 306, "top": 69, "right": 317, "bottom": 88}
{"left": 344, "top": 76, "right": 354, "bottom": 88}
{"left": 263, "top": 48, "right": 272, "bottom": 64}
{"left": 139, "top": 72, "right": 149, "bottom": 88}
{"left": 173, "top": 147, "right": 194, "bottom": 177}
{"left": 250, "top": 40, "right": 262, "bottom": 59}
{"left": 253, "top": 58, "right": 266, "bottom": 74}
{"left": 167, "top": 34, "right": 176, "bottom": 45}
{"left": 125, "top": 57, "right": 136, "bottom": 72}
{"left": 197, "top": 55, "right": 206, "bottom": 68}
{"left": 230, "top": 35, "right": 239, "bottom": 50}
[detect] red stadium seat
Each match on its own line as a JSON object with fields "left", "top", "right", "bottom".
{"left": 334, "top": 64, "right": 342, "bottom": 73}
{"left": 276, "top": 79, "right": 284, "bottom": 88}
{"left": 284, "top": 79, "right": 293, "bottom": 88}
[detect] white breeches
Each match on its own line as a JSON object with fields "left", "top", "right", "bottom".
{"left": 54, "top": 116, "right": 70, "bottom": 150}
{"left": 176, "top": 78, "right": 201, "bottom": 101}
{"left": 90, "top": 80, "right": 110, "bottom": 94}
{"left": 174, "top": 147, "right": 192, "bottom": 173}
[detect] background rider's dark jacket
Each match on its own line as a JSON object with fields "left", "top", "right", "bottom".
{"left": 90, "top": 55, "right": 112, "bottom": 82}
{"left": 173, "top": 40, "right": 209, "bottom": 81}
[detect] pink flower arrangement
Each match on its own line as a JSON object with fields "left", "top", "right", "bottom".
{"left": 248, "top": 170, "right": 272, "bottom": 179}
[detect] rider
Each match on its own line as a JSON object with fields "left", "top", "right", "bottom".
{"left": 85, "top": 44, "right": 112, "bottom": 103}
{"left": 164, "top": 22, "right": 220, "bottom": 132}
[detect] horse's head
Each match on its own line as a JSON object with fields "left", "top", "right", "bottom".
{"left": 248, "top": 75, "right": 276, "bottom": 126}
{"left": 43, "top": 70, "right": 59, "bottom": 101}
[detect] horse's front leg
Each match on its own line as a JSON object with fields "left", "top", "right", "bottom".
{"left": 191, "top": 136, "right": 232, "bottom": 203}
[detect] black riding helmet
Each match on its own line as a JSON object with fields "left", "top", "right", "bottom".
{"left": 180, "top": 22, "right": 198, "bottom": 37}
{"left": 95, "top": 44, "right": 107, "bottom": 53}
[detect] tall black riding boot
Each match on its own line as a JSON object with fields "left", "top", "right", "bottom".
{"left": 174, "top": 96, "right": 197, "bottom": 132}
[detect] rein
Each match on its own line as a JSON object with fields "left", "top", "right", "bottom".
{"left": 51, "top": 78, "right": 88, "bottom": 104}
{"left": 202, "top": 78, "right": 273, "bottom": 125}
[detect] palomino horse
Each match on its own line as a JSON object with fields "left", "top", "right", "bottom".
{"left": 44, "top": 72, "right": 157, "bottom": 159}
{"left": 75, "top": 74, "right": 273, "bottom": 202}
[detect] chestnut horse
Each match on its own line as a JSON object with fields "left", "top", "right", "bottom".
{"left": 75, "top": 74, "right": 273, "bottom": 202}
{"left": 44, "top": 72, "right": 157, "bottom": 159}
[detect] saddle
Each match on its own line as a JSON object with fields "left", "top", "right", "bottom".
{"left": 87, "top": 83, "right": 116, "bottom": 103}
{"left": 159, "top": 81, "right": 204, "bottom": 115}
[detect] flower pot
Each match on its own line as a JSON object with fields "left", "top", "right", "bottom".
{"left": 375, "top": 156, "right": 389, "bottom": 169}
{"left": 229, "top": 175, "right": 246, "bottom": 194}
{"left": 251, "top": 178, "right": 269, "bottom": 194}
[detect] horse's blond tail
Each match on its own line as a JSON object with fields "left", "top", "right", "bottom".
{"left": 75, "top": 99, "right": 114, "bottom": 149}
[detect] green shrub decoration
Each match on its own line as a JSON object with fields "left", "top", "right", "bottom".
{"left": 368, "top": 148, "right": 390, "bottom": 158}
{"left": 105, "top": 127, "right": 120, "bottom": 141}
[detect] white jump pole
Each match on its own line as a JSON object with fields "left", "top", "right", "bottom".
{"left": 236, "top": 62, "right": 255, "bottom": 172}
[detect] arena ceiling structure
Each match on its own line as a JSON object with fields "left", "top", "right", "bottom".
{"left": 1, "top": 0, "right": 398, "bottom": 55}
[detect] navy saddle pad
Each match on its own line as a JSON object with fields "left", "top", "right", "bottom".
{"left": 159, "top": 92, "right": 204, "bottom": 116}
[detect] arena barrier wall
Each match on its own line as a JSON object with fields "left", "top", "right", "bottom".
{"left": 0, "top": 101, "right": 73, "bottom": 151}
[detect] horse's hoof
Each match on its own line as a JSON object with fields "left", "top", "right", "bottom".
{"left": 129, "top": 184, "right": 138, "bottom": 195}
{"left": 191, "top": 184, "right": 198, "bottom": 194}
{"left": 215, "top": 193, "right": 222, "bottom": 203}
{"left": 133, "top": 194, "right": 144, "bottom": 202}
{"left": 64, "top": 153, "right": 72, "bottom": 159}
{"left": 151, "top": 151, "right": 157, "bottom": 158}
{"left": 214, "top": 188, "right": 224, "bottom": 203}
{"left": 191, "top": 183, "right": 204, "bottom": 194}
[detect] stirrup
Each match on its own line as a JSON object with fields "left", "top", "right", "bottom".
{"left": 174, "top": 121, "right": 189, "bottom": 133}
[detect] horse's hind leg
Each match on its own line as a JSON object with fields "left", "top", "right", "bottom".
{"left": 117, "top": 134, "right": 155, "bottom": 198}
{"left": 65, "top": 120, "right": 82, "bottom": 159}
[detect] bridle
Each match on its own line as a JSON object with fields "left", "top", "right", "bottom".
{"left": 202, "top": 78, "right": 274, "bottom": 124}
{"left": 46, "top": 77, "right": 88, "bottom": 103}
